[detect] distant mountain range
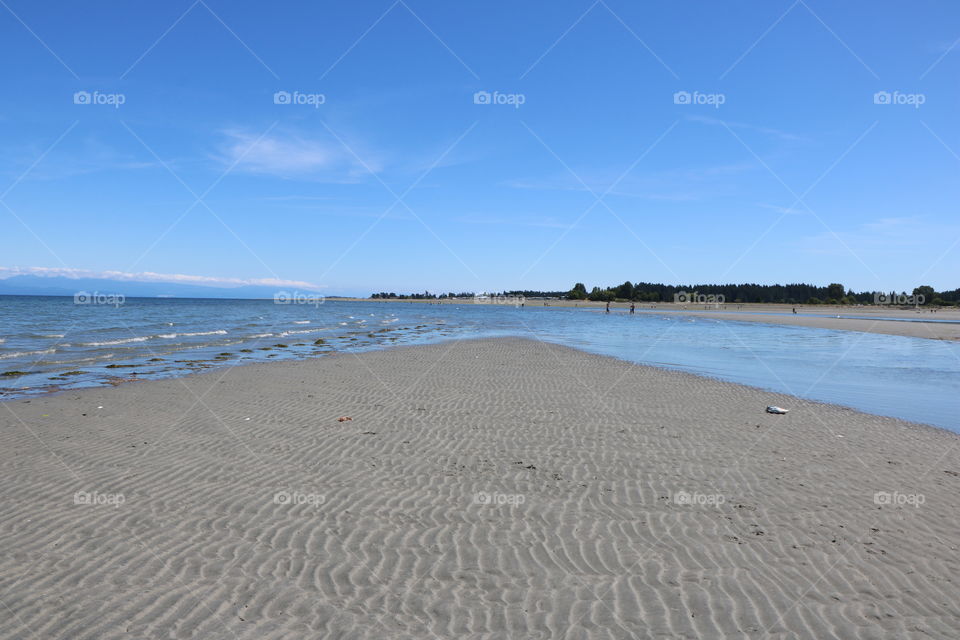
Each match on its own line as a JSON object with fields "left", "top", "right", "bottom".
{"left": 0, "top": 275, "right": 326, "bottom": 300}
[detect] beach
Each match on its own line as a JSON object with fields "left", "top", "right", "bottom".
{"left": 2, "top": 337, "right": 959, "bottom": 638}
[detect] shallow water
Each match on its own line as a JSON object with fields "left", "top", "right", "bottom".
{"left": 634, "top": 307, "right": 960, "bottom": 325}
{"left": 1, "top": 296, "right": 957, "bottom": 431}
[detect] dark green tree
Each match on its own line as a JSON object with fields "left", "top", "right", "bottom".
{"left": 913, "top": 285, "right": 934, "bottom": 304}
{"left": 568, "top": 283, "right": 588, "bottom": 300}
{"left": 826, "top": 283, "right": 845, "bottom": 300}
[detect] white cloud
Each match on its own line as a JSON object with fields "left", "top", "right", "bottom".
{"left": 219, "top": 129, "right": 380, "bottom": 180}
{"left": 0, "top": 266, "right": 323, "bottom": 291}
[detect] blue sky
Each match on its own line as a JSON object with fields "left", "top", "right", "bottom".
{"left": 1, "top": 0, "right": 958, "bottom": 295}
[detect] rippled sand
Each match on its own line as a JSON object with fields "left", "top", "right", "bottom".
{"left": 1, "top": 338, "right": 958, "bottom": 638}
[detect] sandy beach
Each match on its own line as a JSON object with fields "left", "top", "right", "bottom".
{"left": 2, "top": 338, "right": 959, "bottom": 639}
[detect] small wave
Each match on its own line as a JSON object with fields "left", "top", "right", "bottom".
{"left": 249, "top": 333, "right": 274, "bottom": 339}
{"left": 34, "top": 333, "right": 66, "bottom": 339}
{"left": 279, "top": 328, "right": 325, "bottom": 337}
{"left": 339, "top": 322, "right": 348, "bottom": 326}
{"left": 292, "top": 320, "right": 310, "bottom": 325}
{"left": 0, "top": 348, "right": 56, "bottom": 360}
{"left": 80, "top": 336, "right": 152, "bottom": 346}
{"left": 157, "top": 330, "right": 229, "bottom": 339}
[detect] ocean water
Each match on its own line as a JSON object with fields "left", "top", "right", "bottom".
{"left": 1, "top": 295, "right": 957, "bottom": 431}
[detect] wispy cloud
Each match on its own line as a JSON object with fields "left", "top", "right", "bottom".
{"left": 797, "top": 216, "right": 958, "bottom": 257}
{"left": 504, "top": 176, "right": 701, "bottom": 201}
{"left": 0, "top": 266, "right": 323, "bottom": 290}
{"left": 687, "top": 114, "right": 807, "bottom": 143}
{"left": 756, "top": 202, "right": 808, "bottom": 215}
{"left": 456, "top": 213, "right": 575, "bottom": 230}
{"left": 256, "top": 194, "right": 340, "bottom": 202}
{"left": 218, "top": 129, "right": 381, "bottom": 180}
{"left": 2, "top": 136, "right": 161, "bottom": 182}
{"left": 930, "top": 39, "right": 960, "bottom": 54}
{"left": 506, "top": 160, "right": 757, "bottom": 202}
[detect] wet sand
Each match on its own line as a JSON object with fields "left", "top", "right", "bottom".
{"left": 2, "top": 338, "right": 958, "bottom": 638}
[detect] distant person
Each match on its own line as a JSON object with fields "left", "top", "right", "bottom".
{"left": 630, "top": 302, "right": 635, "bottom": 314}
{"left": 605, "top": 301, "right": 610, "bottom": 313}
{"left": 792, "top": 307, "right": 797, "bottom": 314}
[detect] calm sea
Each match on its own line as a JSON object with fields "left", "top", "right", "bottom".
{"left": 1, "top": 295, "right": 957, "bottom": 431}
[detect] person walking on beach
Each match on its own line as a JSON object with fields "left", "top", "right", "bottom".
{"left": 605, "top": 301, "right": 610, "bottom": 313}
{"left": 630, "top": 302, "right": 635, "bottom": 314}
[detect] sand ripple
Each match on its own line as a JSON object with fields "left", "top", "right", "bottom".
{"left": 1, "top": 338, "right": 958, "bottom": 638}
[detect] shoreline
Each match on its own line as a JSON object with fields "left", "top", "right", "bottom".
{"left": 2, "top": 332, "right": 955, "bottom": 433}
{"left": 344, "top": 298, "right": 960, "bottom": 341}
{"left": 11, "top": 335, "right": 959, "bottom": 436}
{"left": 3, "top": 337, "right": 958, "bottom": 638}
{"left": 3, "top": 329, "right": 956, "bottom": 433}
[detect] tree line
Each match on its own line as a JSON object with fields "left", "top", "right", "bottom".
{"left": 566, "top": 282, "right": 958, "bottom": 305}
{"left": 370, "top": 282, "right": 958, "bottom": 305}
{"left": 371, "top": 291, "right": 479, "bottom": 300}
